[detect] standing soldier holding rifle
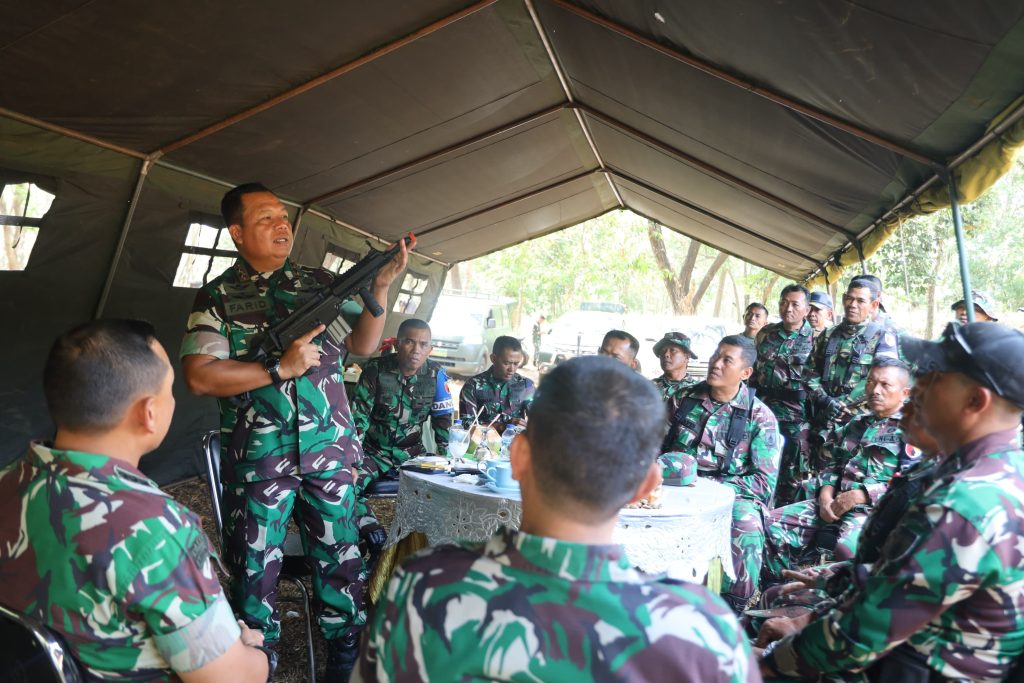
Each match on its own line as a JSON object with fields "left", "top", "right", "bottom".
{"left": 181, "top": 182, "right": 410, "bottom": 681}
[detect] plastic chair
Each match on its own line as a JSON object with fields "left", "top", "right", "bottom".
{"left": 202, "top": 431, "right": 317, "bottom": 683}
{"left": 0, "top": 603, "right": 85, "bottom": 683}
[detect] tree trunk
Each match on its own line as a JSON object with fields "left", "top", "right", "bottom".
{"left": 713, "top": 267, "right": 727, "bottom": 317}
{"left": 925, "top": 240, "right": 945, "bottom": 339}
{"left": 761, "top": 274, "right": 781, "bottom": 305}
{"left": 694, "top": 252, "right": 728, "bottom": 312}
{"left": 448, "top": 263, "right": 462, "bottom": 291}
{"left": 646, "top": 220, "right": 688, "bottom": 314}
{"left": 728, "top": 268, "right": 742, "bottom": 322}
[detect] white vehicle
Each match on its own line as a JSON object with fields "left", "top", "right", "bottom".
{"left": 628, "top": 314, "right": 731, "bottom": 380}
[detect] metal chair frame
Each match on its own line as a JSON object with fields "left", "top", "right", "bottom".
{"left": 201, "top": 430, "right": 317, "bottom": 683}
{"left": 0, "top": 603, "right": 85, "bottom": 683}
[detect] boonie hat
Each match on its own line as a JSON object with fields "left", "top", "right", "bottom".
{"left": 808, "top": 291, "right": 833, "bottom": 311}
{"left": 653, "top": 332, "right": 698, "bottom": 359}
{"left": 900, "top": 322, "right": 1024, "bottom": 409}
{"left": 950, "top": 289, "right": 999, "bottom": 322}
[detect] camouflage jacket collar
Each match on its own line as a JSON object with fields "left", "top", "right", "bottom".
{"left": 28, "top": 441, "right": 166, "bottom": 496}
{"left": 836, "top": 318, "right": 871, "bottom": 337}
{"left": 487, "top": 527, "right": 641, "bottom": 583}
{"left": 766, "top": 320, "right": 813, "bottom": 340}
{"left": 656, "top": 373, "right": 693, "bottom": 387}
{"left": 946, "top": 427, "right": 1022, "bottom": 469}
{"left": 692, "top": 380, "right": 754, "bottom": 411}
{"left": 231, "top": 257, "right": 296, "bottom": 284}
{"left": 376, "top": 352, "right": 434, "bottom": 382}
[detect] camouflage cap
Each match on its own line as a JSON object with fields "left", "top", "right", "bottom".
{"left": 900, "top": 322, "right": 1024, "bottom": 409}
{"left": 950, "top": 289, "right": 999, "bottom": 321}
{"left": 653, "top": 332, "right": 698, "bottom": 359}
{"left": 808, "top": 291, "right": 833, "bottom": 311}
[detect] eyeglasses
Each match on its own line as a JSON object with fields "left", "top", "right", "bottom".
{"left": 942, "top": 322, "right": 1005, "bottom": 397}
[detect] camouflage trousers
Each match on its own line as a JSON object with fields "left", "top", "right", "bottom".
{"left": 775, "top": 420, "right": 812, "bottom": 507}
{"left": 721, "top": 497, "right": 768, "bottom": 610}
{"left": 221, "top": 468, "right": 367, "bottom": 642}
{"left": 762, "top": 499, "right": 868, "bottom": 582}
{"left": 354, "top": 452, "right": 399, "bottom": 538}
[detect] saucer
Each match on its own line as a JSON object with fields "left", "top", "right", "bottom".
{"left": 484, "top": 480, "right": 520, "bottom": 495}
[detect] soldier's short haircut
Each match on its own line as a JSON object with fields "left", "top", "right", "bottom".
{"left": 601, "top": 329, "right": 639, "bottom": 358}
{"left": 44, "top": 319, "right": 167, "bottom": 432}
{"left": 871, "top": 356, "right": 911, "bottom": 383}
{"left": 779, "top": 284, "right": 810, "bottom": 303}
{"left": 221, "top": 182, "right": 273, "bottom": 227}
{"left": 397, "top": 318, "right": 431, "bottom": 338}
{"left": 527, "top": 356, "right": 665, "bottom": 518}
{"left": 492, "top": 335, "right": 523, "bottom": 356}
{"left": 848, "top": 275, "right": 881, "bottom": 301}
{"left": 719, "top": 334, "right": 757, "bottom": 368}
{"left": 745, "top": 302, "right": 769, "bottom": 316}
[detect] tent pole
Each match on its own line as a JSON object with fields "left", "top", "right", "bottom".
{"left": 946, "top": 173, "right": 975, "bottom": 323}
{"left": 94, "top": 157, "right": 155, "bottom": 318}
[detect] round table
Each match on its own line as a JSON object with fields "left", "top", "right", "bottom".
{"left": 387, "top": 470, "right": 735, "bottom": 584}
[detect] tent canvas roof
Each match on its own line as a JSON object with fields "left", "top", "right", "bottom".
{"left": 5, "top": 0, "right": 1024, "bottom": 280}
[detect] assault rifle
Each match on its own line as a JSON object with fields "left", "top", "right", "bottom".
{"left": 246, "top": 234, "right": 415, "bottom": 360}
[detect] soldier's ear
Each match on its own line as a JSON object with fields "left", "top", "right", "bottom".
{"left": 625, "top": 462, "right": 662, "bottom": 506}
{"left": 228, "top": 223, "right": 244, "bottom": 247}
{"left": 134, "top": 395, "right": 160, "bottom": 435}
{"left": 509, "top": 432, "right": 531, "bottom": 483}
{"left": 740, "top": 365, "right": 754, "bottom": 382}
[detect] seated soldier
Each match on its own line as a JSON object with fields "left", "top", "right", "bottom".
{"left": 598, "top": 329, "right": 640, "bottom": 370}
{"left": 752, "top": 385, "right": 943, "bottom": 641}
{"left": 742, "top": 302, "right": 769, "bottom": 339}
{"left": 0, "top": 320, "right": 271, "bottom": 682}
{"left": 659, "top": 335, "right": 781, "bottom": 614}
{"left": 351, "top": 318, "right": 453, "bottom": 543}
{"left": 357, "top": 356, "right": 757, "bottom": 682}
{"left": 458, "top": 335, "right": 534, "bottom": 431}
{"left": 806, "top": 291, "right": 833, "bottom": 339}
{"left": 760, "top": 322, "right": 1024, "bottom": 682}
{"left": 761, "top": 358, "right": 912, "bottom": 581}
{"left": 652, "top": 331, "right": 700, "bottom": 408}
{"left": 951, "top": 288, "right": 999, "bottom": 324}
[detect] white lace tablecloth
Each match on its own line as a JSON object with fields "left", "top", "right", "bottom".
{"left": 388, "top": 471, "right": 735, "bottom": 583}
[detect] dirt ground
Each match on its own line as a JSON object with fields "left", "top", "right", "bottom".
{"left": 166, "top": 477, "right": 395, "bottom": 683}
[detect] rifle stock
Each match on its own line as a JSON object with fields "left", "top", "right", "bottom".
{"left": 247, "top": 234, "right": 414, "bottom": 360}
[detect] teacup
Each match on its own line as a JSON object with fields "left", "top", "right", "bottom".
{"left": 483, "top": 460, "right": 516, "bottom": 489}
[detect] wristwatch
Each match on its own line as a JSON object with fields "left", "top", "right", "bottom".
{"left": 263, "top": 356, "right": 283, "bottom": 384}
{"left": 252, "top": 645, "right": 278, "bottom": 682}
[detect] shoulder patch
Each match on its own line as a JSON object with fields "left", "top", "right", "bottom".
{"left": 187, "top": 531, "right": 211, "bottom": 569}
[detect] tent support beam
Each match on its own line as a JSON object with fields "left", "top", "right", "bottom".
{"left": 578, "top": 104, "right": 858, "bottom": 239}
{"left": 545, "top": 0, "right": 944, "bottom": 171}
{"left": 156, "top": 0, "right": 499, "bottom": 156}
{"left": 0, "top": 106, "right": 147, "bottom": 160}
{"left": 94, "top": 156, "right": 157, "bottom": 318}
{"left": 946, "top": 173, "right": 975, "bottom": 323}
{"left": 805, "top": 96, "right": 1024, "bottom": 285}
{"left": 305, "top": 104, "right": 567, "bottom": 205}
{"left": 416, "top": 169, "right": 600, "bottom": 238}
{"left": 608, "top": 169, "right": 820, "bottom": 266}
{"left": 524, "top": 0, "right": 624, "bottom": 208}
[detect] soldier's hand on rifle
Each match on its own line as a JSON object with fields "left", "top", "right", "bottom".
{"left": 755, "top": 612, "right": 812, "bottom": 648}
{"left": 823, "top": 397, "right": 847, "bottom": 421}
{"left": 373, "top": 235, "right": 413, "bottom": 291}
{"left": 280, "top": 324, "right": 326, "bottom": 380}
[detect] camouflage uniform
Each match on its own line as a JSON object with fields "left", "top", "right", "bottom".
{"left": 653, "top": 373, "right": 700, "bottom": 410}
{"left": 0, "top": 442, "right": 239, "bottom": 681}
{"left": 358, "top": 527, "right": 758, "bottom": 682}
{"left": 762, "top": 412, "right": 907, "bottom": 580}
{"left": 181, "top": 258, "right": 365, "bottom": 642}
{"left": 350, "top": 353, "right": 453, "bottom": 533}
{"left": 658, "top": 381, "right": 781, "bottom": 610}
{"left": 808, "top": 318, "right": 899, "bottom": 471}
{"left": 458, "top": 370, "right": 534, "bottom": 427}
{"left": 752, "top": 320, "right": 817, "bottom": 506}
{"left": 763, "top": 428, "right": 1024, "bottom": 682}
